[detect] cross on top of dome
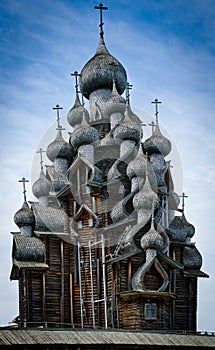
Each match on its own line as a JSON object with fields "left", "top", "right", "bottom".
{"left": 94, "top": 3, "right": 108, "bottom": 39}
{"left": 36, "top": 148, "right": 45, "bottom": 171}
{"left": 52, "top": 104, "right": 64, "bottom": 130}
{"left": 18, "top": 177, "right": 29, "bottom": 202}
{"left": 151, "top": 98, "right": 162, "bottom": 124}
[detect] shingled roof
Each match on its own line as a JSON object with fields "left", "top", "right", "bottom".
{"left": 0, "top": 329, "right": 215, "bottom": 349}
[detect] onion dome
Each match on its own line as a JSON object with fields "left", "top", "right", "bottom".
{"left": 141, "top": 220, "right": 164, "bottom": 251}
{"left": 127, "top": 144, "right": 146, "bottom": 179}
{"left": 80, "top": 38, "right": 127, "bottom": 99}
{"left": 69, "top": 112, "right": 100, "bottom": 150}
{"left": 168, "top": 213, "right": 195, "bottom": 242}
{"left": 32, "top": 169, "right": 51, "bottom": 199}
{"left": 183, "top": 246, "right": 202, "bottom": 270}
{"left": 46, "top": 128, "right": 74, "bottom": 163}
{"left": 14, "top": 201, "right": 35, "bottom": 228}
{"left": 144, "top": 124, "right": 171, "bottom": 157}
{"left": 113, "top": 105, "right": 143, "bottom": 143}
{"left": 67, "top": 92, "right": 90, "bottom": 128}
{"left": 133, "top": 168, "right": 157, "bottom": 211}
{"left": 103, "top": 79, "right": 126, "bottom": 117}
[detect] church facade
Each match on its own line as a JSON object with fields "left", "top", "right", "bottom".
{"left": 10, "top": 3, "right": 208, "bottom": 332}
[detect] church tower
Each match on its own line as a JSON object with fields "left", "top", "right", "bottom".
{"left": 10, "top": 3, "right": 208, "bottom": 331}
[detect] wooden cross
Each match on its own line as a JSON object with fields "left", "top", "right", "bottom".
{"left": 36, "top": 148, "right": 45, "bottom": 170}
{"left": 18, "top": 177, "right": 29, "bottom": 202}
{"left": 126, "top": 82, "right": 133, "bottom": 104}
{"left": 179, "top": 192, "right": 188, "bottom": 212}
{"left": 52, "top": 104, "right": 63, "bottom": 129}
{"left": 148, "top": 120, "right": 156, "bottom": 133}
{"left": 71, "top": 71, "right": 81, "bottom": 93}
{"left": 94, "top": 3, "right": 108, "bottom": 39}
{"left": 151, "top": 98, "right": 162, "bottom": 124}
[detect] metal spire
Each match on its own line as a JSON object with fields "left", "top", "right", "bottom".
{"left": 151, "top": 98, "right": 162, "bottom": 125}
{"left": 18, "top": 177, "right": 29, "bottom": 202}
{"left": 180, "top": 192, "right": 188, "bottom": 212}
{"left": 36, "top": 148, "right": 45, "bottom": 171}
{"left": 94, "top": 3, "right": 108, "bottom": 39}
{"left": 52, "top": 104, "right": 64, "bottom": 130}
{"left": 126, "top": 82, "right": 133, "bottom": 105}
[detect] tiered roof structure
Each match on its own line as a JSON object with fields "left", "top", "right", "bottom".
{"left": 10, "top": 3, "right": 208, "bottom": 332}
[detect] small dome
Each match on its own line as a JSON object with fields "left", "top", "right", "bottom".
{"left": 103, "top": 80, "right": 126, "bottom": 117}
{"left": 46, "top": 128, "right": 74, "bottom": 163}
{"left": 144, "top": 124, "right": 171, "bottom": 157}
{"left": 67, "top": 92, "right": 90, "bottom": 128}
{"left": 32, "top": 170, "right": 51, "bottom": 198}
{"left": 80, "top": 38, "right": 127, "bottom": 99}
{"left": 141, "top": 222, "right": 164, "bottom": 251}
{"left": 127, "top": 144, "right": 146, "bottom": 178}
{"left": 69, "top": 112, "right": 100, "bottom": 150}
{"left": 133, "top": 172, "right": 157, "bottom": 211}
{"left": 113, "top": 106, "right": 143, "bottom": 143}
{"left": 14, "top": 201, "right": 35, "bottom": 228}
{"left": 168, "top": 213, "right": 195, "bottom": 241}
{"left": 183, "top": 246, "right": 202, "bottom": 270}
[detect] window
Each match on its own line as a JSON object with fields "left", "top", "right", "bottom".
{"left": 86, "top": 186, "right": 91, "bottom": 194}
{"left": 144, "top": 303, "right": 157, "bottom": 320}
{"left": 88, "top": 218, "right": 93, "bottom": 227}
{"left": 78, "top": 220, "right": 83, "bottom": 229}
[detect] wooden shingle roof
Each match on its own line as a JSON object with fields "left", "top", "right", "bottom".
{"left": 0, "top": 329, "right": 215, "bottom": 348}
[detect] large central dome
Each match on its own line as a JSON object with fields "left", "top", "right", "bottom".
{"left": 80, "top": 38, "right": 127, "bottom": 99}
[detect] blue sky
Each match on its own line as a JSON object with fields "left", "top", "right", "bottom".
{"left": 0, "top": 0, "right": 214, "bottom": 331}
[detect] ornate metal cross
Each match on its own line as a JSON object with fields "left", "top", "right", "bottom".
{"left": 180, "top": 192, "right": 188, "bottom": 212}
{"left": 151, "top": 98, "right": 162, "bottom": 124}
{"left": 126, "top": 82, "right": 133, "bottom": 104}
{"left": 36, "top": 148, "right": 45, "bottom": 170}
{"left": 18, "top": 177, "right": 29, "bottom": 202}
{"left": 94, "top": 3, "right": 108, "bottom": 39}
{"left": 52, "top": 104, "right": 63, "bottom": 129}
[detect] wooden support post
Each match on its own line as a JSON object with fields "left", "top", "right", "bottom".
{"left": 42, "top": 272, "right": 47, "bottom": 327}
{"left": 70, "top": 273, "right": 74, "bottom": 327}
{"left": 102, "top": 234, "right": 108, "bottom": 329}
{"left": 78, "top": 242, "right": 84, "bottom": 328}
{"left": 61, "top": 241, "right": 64, "bottom": 327}
{"left": 89, "top": 240, "right": 96, "bottom": 328}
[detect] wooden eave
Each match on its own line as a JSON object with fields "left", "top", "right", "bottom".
{"left": 119, "top": 290, "right": 177, "bottom": 300}
{"left": 183, "top": 270, "right": 209, "bottom": 278}
{"left": 158, "top": 251, "right": 184, "bottom": 269}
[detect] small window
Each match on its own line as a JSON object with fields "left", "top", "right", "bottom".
{"left": 88, "top": 218, "right": 93, "bottom": 227}
{"left": 78, "top": 220, "right": 83, "bottom": 229}
{"left": 91, "top": 260, "right": 97, "bottom": 268}
{"left": 86, "top": 186, "right": 91, "bottom": 194}
{"left": 145, "top": 303, "right": 157, "bottom": 320}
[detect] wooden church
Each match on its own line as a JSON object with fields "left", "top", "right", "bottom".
{"left": 10, "top": 2, "right": 208, "bottom": 334}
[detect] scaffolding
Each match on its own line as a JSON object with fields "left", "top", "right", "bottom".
{"left": 77, "top": 234, "right": 108, "bottom": 329}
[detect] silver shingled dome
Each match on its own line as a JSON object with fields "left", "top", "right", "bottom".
{"left": 46, "top": 129, "right": 74, "bottom": 163}
{"left": 80, "top": 38, "right": 127, "bottom": 99}
{"left": 14, "top": 201, "right": 35, "bottom": 228}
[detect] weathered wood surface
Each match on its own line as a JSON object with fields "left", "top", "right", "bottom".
{"left": 0, "top": 329, "right": 215, "bottom": 348}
